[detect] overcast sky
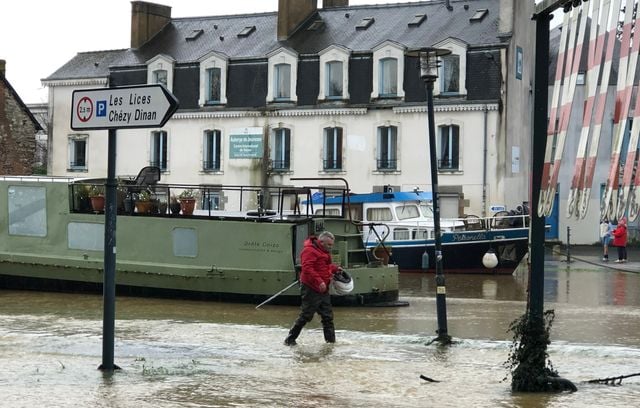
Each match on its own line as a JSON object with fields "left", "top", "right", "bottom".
{"left": 1, "top": 0, "right": 431, "bottom": 104}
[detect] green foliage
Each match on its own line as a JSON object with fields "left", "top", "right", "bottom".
{"left": 179, "top": 189, "right": 196, "bottom": 199}
{"left": 89, "top": 185, "right": 104, "bottom": 197}
{"left": 137, "top": 189, "right": 152, "bottom": 202}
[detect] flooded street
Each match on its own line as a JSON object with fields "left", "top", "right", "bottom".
{"left": 2, "top": 258, "right": 640, "bottom": 407}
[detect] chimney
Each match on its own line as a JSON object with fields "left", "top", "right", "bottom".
{"left": 323, "top": 0, "right": 348, "bottom": 7}
{"left": 131, "top": 1, "right": 172, "bottom": 49}
{"left": 0, "top": 59, "right": 5, "bottom": 77}
{"left": 278, "top": 0, "right": 317, "bottom": 40}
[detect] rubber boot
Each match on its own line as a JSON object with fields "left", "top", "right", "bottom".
{"left": 323, "top": 323, "right": 335, "bottom": 343}
{"left": 284, "top": 324, "right": 303, "bottom": 346}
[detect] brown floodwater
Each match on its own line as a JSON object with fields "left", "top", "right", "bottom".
{"left": 1, "top": 259, "right": 640, "bottom": 407}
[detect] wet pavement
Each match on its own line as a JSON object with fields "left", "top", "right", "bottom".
{"left": 1, "top": 247, "right": 640, "bottom": 407}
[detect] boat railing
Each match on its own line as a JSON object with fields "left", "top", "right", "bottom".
{"left": 68, "top": 179, "right": 351, "bottom": 221}
{"left": 0, "top": 175, "right": 75, "bottom": 183}
{"left": 360, "top": 212, "right": 529, "bottom": 243}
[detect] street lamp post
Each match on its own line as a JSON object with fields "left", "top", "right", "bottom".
{"left": 409, "top": 47, "right": 453, "bottom": 345}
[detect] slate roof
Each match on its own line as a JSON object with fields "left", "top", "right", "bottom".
{"left": 45, "top": 0, "right": 506, "bottom": 81}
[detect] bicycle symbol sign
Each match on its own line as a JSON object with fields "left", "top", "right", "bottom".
{"left": 76, "top": 96, "right": 93, "bottom": 122}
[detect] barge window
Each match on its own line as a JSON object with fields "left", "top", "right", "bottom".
{"left": 8, "top": 186, "right": 47, "bottom": 237}
{"left": 413, "top": 228, "right": 428, "bottom": 240}
{"left": 420, "top": 204, "right": 433, "bottom": 217}
{"left": 396, "top": 204, "right": 420, "bottom": 220}
{"left": 393, "top": 228, "right": 410, "bottom": 240}
{"left": 173, "top": 228, "right": 197, "bottom": 257}
{"left": 68, "top": 222, "right": 103, "bottom": 251}
{"left": 366, "top": 207, "right": 392, "bottom": 221}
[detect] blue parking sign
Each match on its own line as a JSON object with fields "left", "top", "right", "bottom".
{"left": 96, "top": 100, "right": 107, "bottom": 117}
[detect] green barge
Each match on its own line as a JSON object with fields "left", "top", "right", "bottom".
{"left": 0, "top": 175, "right": 401, "bottom": 306}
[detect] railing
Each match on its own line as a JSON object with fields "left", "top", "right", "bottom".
{"left": 202, "top": 160, "right": 221, "bottom": 171}
{"left": 376, "top": 159, "right": 397, "bottom": 170}
{"left": 323, "top": 159, "right": 342, "bottom": 170}
{"left": 270, "top": 160, "right": 290, "bottom": 171}
{"left": 68, "top": 180, "right": 350, "bottom": 221}
{"left": 437, "top": 159, "right": 459, "bottom": 170}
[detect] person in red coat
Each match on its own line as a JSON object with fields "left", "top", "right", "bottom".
{"left": 612, "top": 217, "right": 628, "bottom": 263}
{"left": 284, "top": 231, "right": 342, "bottom": 345}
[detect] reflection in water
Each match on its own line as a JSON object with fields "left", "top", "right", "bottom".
{"left": 1, "top": 262, "right": 640, "bottom": 407}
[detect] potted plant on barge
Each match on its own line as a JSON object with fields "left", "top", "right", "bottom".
{"left": 134, "top": 189, "right": 153, "bottom": 214}
{"left": 89, "top": 185, "right": 105, "bottom": 213}
{"left": 178, "top": 189, "right": 197, "bottom": 215}
{"left": 169, "top": 194, "right": 181, "bottom": 215}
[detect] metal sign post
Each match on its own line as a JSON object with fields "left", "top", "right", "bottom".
{"left": 71, "top": 83, "right": 178, "bottom": 372}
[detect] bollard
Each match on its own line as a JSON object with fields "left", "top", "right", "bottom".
{"left": 566, "top": 226, "right": 571, "bottom": 263}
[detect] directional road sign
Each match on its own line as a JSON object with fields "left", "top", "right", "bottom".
{"left": 70, "top": 84, "right": 179, "bottom": 130}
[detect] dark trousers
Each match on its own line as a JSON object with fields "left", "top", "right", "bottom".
{"left": 294, "top": 284, "right": 334, "bottom": 329}
{"left": 617, "top": 246, "right": 627, "bottom": 260}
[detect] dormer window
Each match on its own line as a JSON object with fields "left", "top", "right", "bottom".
{"left": 199, "top": 51, "right": 228, "bottom": 106}
{"left": 379, "top": 58, "right": 398, "bottom": 97}
{"left": 318, "top": 45, "right": 351, "bottom": 101}
{"left": 433, "top": 38, "right": 467, "bottom": 97}
{"left": 274, "top": 63, "right": 291, "bottom": 100}
{"left": 440, "top": 54, "right": 460, "bottom": 94}
{"left": 267, "top": 48, "right": 298, "bottom": 103}
{"left": 153, "top": 70, "right": 167, "bottom": 86}
{"left": 146, "top": 55, "right": 175, "bottom": 92}
{"left": 371, "top": 41, "right": 405, "bottom": 100}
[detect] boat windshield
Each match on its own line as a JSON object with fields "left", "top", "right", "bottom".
{"left": 396, "top": 204, "right": 420, "bottom": 220}
{"left": 420, "top": 204, "right": 433, "bottom": 218}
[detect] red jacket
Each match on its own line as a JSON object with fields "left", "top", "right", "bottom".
{"left": 299, "top": 236, "right": 339, "bottom": 293}
{"left": 612, "top": 224, "right": 627, "bottom": 247}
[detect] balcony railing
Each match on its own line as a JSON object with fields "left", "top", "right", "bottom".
{"left": 437, "top": 159, "right": 459, "bottom": 170}
{"left": 271, "top": 160, "right": 290, "bottom": 171}
{"left": 202, "top": 160, "right": 221, "bottom": 171}
{"left": 323, "top": 159, "right": 342, "bottom": 170}
{"left": 376, "top": 159, "right": 397, "bottom": 170}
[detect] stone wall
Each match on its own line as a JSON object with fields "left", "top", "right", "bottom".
{"left": 0, "top": 77, "right": 38, "bottom": 175}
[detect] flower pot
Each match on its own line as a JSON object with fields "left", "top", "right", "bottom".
{"left": 90, "top": 195, "right": 105, "bottom": 213}
{"left": 135, "top": 200, "right": 153, "bottom": 214}
{"left": 179, "top": 198, "right": 196, "bottom": 215}
{"left": 170, "top": 201, "right": 181, "bottom": 215}
{"left": 124, "top": 197, "right": 134, "bottom": 214}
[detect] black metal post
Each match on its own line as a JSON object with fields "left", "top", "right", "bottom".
{"left": 426, "top": 79, "right": 451, "bottom": 344}
{"left": 530, "top": 11, "right": 552, "bottom": 322}
{"left": 566, "top": 226, "right": 571, "bottom": 263}
{"left": 99, "top": 128, "right": 119, "bottom": 371}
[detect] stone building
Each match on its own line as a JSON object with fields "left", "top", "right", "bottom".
{"left": 0, "top": 60, "right": 42, "bottom": 175}
{"left": 43, "top": 0, "right": 535, "bottom": 217}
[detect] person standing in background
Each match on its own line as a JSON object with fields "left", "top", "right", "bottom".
{"left": 600, "top": 218, "right": 613, "bottom": 262}
{"left": 612, "top": 217, "right": 628, "bottom": 263}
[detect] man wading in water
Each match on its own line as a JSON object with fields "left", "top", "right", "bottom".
{"left": 284, "top": 231, "right": 342, "bottom": 345}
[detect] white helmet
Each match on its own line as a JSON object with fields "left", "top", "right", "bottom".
{"left": 331, "top": 270, "right": 354, "bottom": 295}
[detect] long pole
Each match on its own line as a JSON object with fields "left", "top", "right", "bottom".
{"left": 425, "top": 71, "right": 451, "bottom": 345}
{"left": 99, "top": 128, "right": 119, "bottom": 372}
{"left": 255, "top": 280, "right": 299, "bottom": 309}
